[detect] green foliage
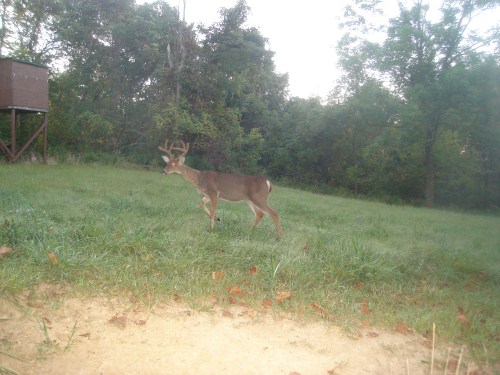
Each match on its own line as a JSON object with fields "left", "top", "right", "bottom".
{"left": 2, "top": 0, "right": 499, "bottom": 209}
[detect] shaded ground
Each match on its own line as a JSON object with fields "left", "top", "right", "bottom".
{"left": 0, "top": 285, "right": 486, "bottom": 375}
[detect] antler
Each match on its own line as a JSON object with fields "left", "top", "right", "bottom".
{"left": 158, "top": 139, "right": 190, "bottom": 158}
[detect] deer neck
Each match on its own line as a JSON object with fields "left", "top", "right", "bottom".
{"left": 178, "top": 164, "right": 201, "bottom": 186}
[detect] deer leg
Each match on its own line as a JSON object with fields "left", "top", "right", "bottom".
{"left": 264, "top": 206, "right": 283, "bottom": 236}
{"left": 251, "top": 199, "right": 283, "bottom": 237}
{"left": 209, "top": 196, "right": 218, "bottom": 230}
{"left": 200, "top": 196, "right": 220, "bottom": 221}
{"left": 248, "top": 202, "right": 265, "bottom": 229}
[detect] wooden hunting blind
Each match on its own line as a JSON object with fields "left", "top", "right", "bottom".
{"left": 0, "top": 57, "right": 49, "bottom": 163}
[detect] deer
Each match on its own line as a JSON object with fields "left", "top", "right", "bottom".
{"left": 159, "top": 140, "right": 283, "bottom": 236}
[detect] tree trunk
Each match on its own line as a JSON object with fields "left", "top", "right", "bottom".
{"left": 424, "top": 122, "right": 439, "bottom": 208}
{"left": 424, "top": 142, "right": 434, "bottom": 208}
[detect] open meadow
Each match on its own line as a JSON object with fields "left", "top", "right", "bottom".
{"left": 1, "top": 164, "right": 499, "bottom": 374}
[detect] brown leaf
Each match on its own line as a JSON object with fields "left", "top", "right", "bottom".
{"left": 262, "top": 299, "right": 273, "bottom": 309}
{"left": 311, "top": 302, "right": 327, "bottom": 315}
{"left": 360, "top": 301, "right": 370, "bottom": 315}
{"left": 228, "top": 297, "right": 238, "bottom": 304}
{"left": 456, "top": 308, "right": 469, "bottom": 325}
{"left": 0, "top": 245, "right": 13, "bottom": 256}
{"left": 79, "top": 332, "right": 91, "bottom": 338}
{"left": 47, "top": 252, "right": 58, "bottom": 265}
{"left": 249, "top": 266, "right": 257, "bottom": 275}
{"left": 108, "top": 315, "right": 127, "bottom": 329}
{"left": 135, "top": 320, "right": 147, "bottom": 326}
{"left": 228, "top": 286, "right": 243, "bottom": 295}
{"left": 276, "top": 290, "right": 292, "bottom": 303}
{"left": 465, "top": 283, "right": 475, "bottom": 291}
{"left": 311, "top": 302, "right": 335, "bottom": 320}
{"left": 239, "top": 309, "right": 257, "bottom": 318}
{"left": 395, "top": 321, "right": 414, "bottom": 334}
{"left": 354, "top": 282, "right": 364, "bottom": 290}
{"left": 361, "top": 320, "right": 371, "bottom": 329}
{"left": 303, "top": 244, "right": 309, "bottom": 253}
{"left": 222, "top": 310, "right": 233, "bottom": 318}
{"left": 367, "top": 331, "right": 379, "bottom": 337}
{"left": 212, "top": 270, "right": 224, "bottom": 280}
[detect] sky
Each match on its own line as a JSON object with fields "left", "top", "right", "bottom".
{"left": 164, "top": 0, "right": 353, "bottom": 99}
{"left": 140, "top": 0, "right": 499, "bottom": 99}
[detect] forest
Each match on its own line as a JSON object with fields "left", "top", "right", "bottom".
{"left": 1, "top": 0, "right": 499, "bottom": 209}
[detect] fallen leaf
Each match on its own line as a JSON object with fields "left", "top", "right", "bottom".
{"left": 311, "top": 301, "right": 327, "bottom": 315}
{"left": 395, "top": 321, "right": 414, "bottom": 334}
{"left": 456, "top": 308, "right": 469, "bottom": 325}
{"left": 212, "top": 270, "right": 224, "bottom": 280}
{"left": 228, "top": 286, "right": 243, "bottom": 295}
{"left": 47, "top": 252, "right": 58, "bottom": 265}
{"left": 276, "top": 290, "right": 292, "bottom": 303}
{"left": 48, "top": 226, "right": 55, "bottom": 232}
{"left": 361, "top": 320, "right": 370, "bottom": 329}
{"left": 79, "top": 332, "right": 91, "bottom": 338}
{"left": 311, "top": 302, "right": 335, "bottom": 320}
{"left": 228, "top": 297, "right": 238, "bottom": 304}
{"left": 262, "top": 299, "right": 273, "bottom": 309}
{"left": 303, "top": 244, "right": 309, "bottom": 253}
{"left": 249, "top": 266, "right": 257, "bottom": 275}
{"left": 135, "top": 320, "right": 147, "bottom": 326}
{"left": 367, "top": 331, "right": 379, "bottom": 337}
{"left": 0, "top": 245, "right": 13, "bottom": 257}
{"left": 354, "top": 282, "right": 364, "bottom": 290}
{"left": 465, "top": 283, "right": 475, "bottom": 291}
{"left": 360, "top": 301, "right": 370, "bottom": 315}
{"left": 172, "top": 293, "right": 181, "bottom": 302}
{"left": 239, "top": 309, "right": 257, "bottom": 318}
{"left": 447, "top": 359, "right": 459, "bottom": 373}
{"left": 108, "top": 315, "right": 127, "bottom": 329}
{"left": 222, "top": 310, "right": 233, "bottom": 318}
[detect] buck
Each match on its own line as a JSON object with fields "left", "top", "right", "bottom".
{"left": 159, "top": 140, "right": 283, "bottom": 236}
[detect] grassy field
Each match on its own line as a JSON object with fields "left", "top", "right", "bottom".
{"left": 1, "top": 163, "right": 499, "bottom": 363}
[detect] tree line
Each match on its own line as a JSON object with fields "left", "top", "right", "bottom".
{"left": 1, "top": 0, "right": 499, "bottom": 209}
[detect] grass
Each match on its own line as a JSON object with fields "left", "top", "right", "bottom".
{"left": 1, "top": 163, "right": 499, "bottom": 364}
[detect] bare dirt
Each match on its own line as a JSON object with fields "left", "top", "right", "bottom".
{"left": 0, "top": 285, "right": 485, "bottom": 375}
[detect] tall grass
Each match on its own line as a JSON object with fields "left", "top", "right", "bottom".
{"left": 1, "top": 163, "right": 499, "bottom": 363}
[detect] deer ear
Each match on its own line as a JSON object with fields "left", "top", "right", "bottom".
{"left": 179, "top": 156, "right": 185, "bottom": 164}
{"left": 161, "top": 155, "right": 170, "bottom": 163}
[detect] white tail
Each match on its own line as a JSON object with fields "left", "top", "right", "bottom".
{"left": 159, "top": 140, "right": 283, "bottom": 236}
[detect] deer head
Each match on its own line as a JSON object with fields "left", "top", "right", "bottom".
{"left": 158, "top": 139, "right": 190, "bottom": 175}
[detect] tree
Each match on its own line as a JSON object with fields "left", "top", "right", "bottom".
{"left": 339, "top": 0, "right": 500, "bottom": 207}
{"left": 0, "top": 0, "right": 60, "bottom": 63}
{"left": 158, "top": 0, "right": 288, "bottom": 173}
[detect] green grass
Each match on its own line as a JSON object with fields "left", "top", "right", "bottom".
{"left": 1, "top": 163, "right": 499, "bottom": 363}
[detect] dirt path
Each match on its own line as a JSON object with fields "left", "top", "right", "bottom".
{"left": 0, "top": 288, "right": 483, "bottom": 375}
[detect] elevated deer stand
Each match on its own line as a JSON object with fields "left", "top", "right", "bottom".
{"left": 0, "top": 58, "right": 49, "bottom": 163}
